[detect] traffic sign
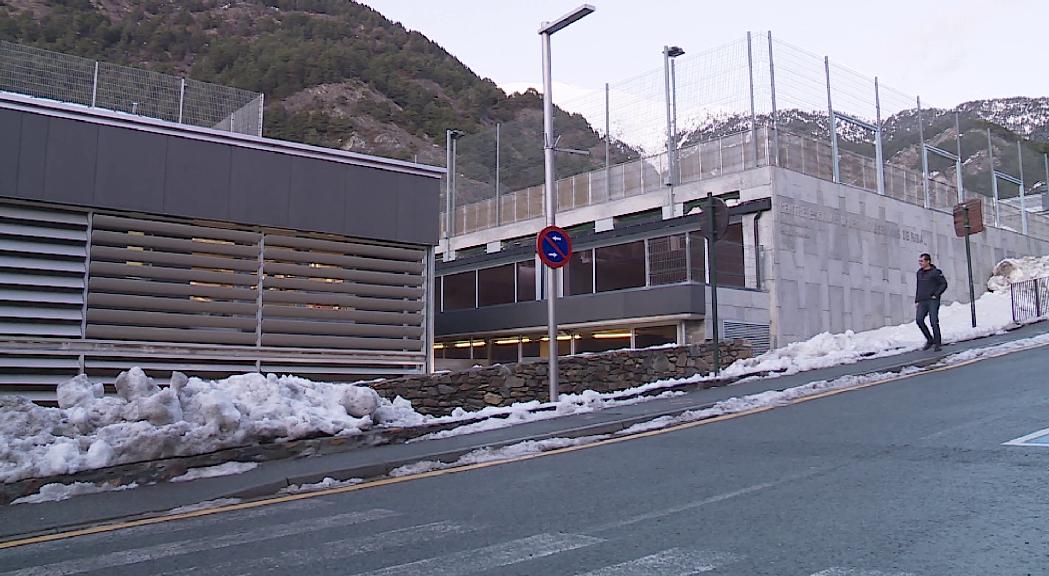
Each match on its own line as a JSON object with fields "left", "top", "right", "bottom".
{"left": 700, "top": 196, "right": 729, "bottom": 241}
{"left": 536, "top": 225, "right": 572, "bottom": 269}
{"left": 953, "top": 199, "right": 985, "bottom": 237}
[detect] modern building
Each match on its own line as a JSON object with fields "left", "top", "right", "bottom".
{"left": 0, "top": 90, "right": 442, "bottom": 400}
{"left": 433, "top": 126, "right": 1049, "bottom": 369}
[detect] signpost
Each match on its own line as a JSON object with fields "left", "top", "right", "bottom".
{"left": 953, "top": 199, "right": 984, "bottom": 328}
{"left": 702, "top": 193, "right": 729, "bottom": 373}
{"left": 536, "top": 225, "right": 572, "bottom": 402}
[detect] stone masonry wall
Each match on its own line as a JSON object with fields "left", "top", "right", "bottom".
{"left": 371, "top": 340, "right": 752, "bottom": 416}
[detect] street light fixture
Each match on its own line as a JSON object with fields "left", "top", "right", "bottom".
{"left": 663, "top": 45, "right": 685, "bottom": 190}
{"left": 539, "top": 4, "right": 594, "bottom": 403}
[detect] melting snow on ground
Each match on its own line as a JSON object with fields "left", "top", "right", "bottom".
{"left": 170, "top": 462, "right": 258, "bottom": 483}
{"left": 1, "top": 256, "right": 1047, "bottom": 488}
{"left": 12, "top": 480, "right": 139, "bottom": 505}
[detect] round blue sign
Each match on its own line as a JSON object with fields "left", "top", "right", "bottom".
{"left": 536, "top": 225, "right": 573, "bottom": 269}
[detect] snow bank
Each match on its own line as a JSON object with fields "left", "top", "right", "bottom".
{"left": 720, "top": 255, "right": 1049, "bottom": 379}
{"left": 280, "top": 477, "right": 364, "bottom": 495}
{"left": 0, "top": 370, "right": 386, "bottom": 484}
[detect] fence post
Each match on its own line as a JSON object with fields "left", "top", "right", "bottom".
{"left": 1018, "top": 140, "right": 1027, "bottom": 235}
{"left": 768, "top": 32, "right": 779, "bottom": 167}
{"left": 825, "top": 56, "right": 839, "bottom": 183}
{"left": 988, "top": 129, "right": 1000, "bottom": 226}
{"left": 917, "top": 96, "right": 930, "bottom": 208}
{"left": 747, "top": 32, "right": 758, "bottom": 166}
{"left": 91, "top": 61, "right": 99, "bottom": 107}
{"left": 874, "top": 77, "right": 885, "bottom": 196}
{"left": 178, "top": 77, "right": 186, "bottom": 124}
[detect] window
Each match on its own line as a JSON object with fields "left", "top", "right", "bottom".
{"left": 566, "top": 249, "right": 594, "bottom": 296}
{"left": 442, "top": 271, "right": 476, "bottom": 310}
{"left": 490, "top": 337, "right": 520, "bottom": 364}
{"left": 648, "top": 234, "right": 687, "bottom": 285}
{"left": 521, "top": 334, "right": 542, "bottom": 358}
{"left": 477, "top": 264, "right": 515, "bottom": 307}
{"left": 434, "top": 277, "right": 442, "bottom": 311}
{"left": 576, "top": 329, "right": 632, "bottom": 353}
{"left": 595, "top": 240, "right": 646, "bottom": 292}
{"left": 635, "top": 325, "right": 678, "bottom": 348}
{"left": 716, "top": 223, "right": 746, "bottom": 288}
{"left": 688, "top": 231, "right": 706, "bottom": 283}
{"left": 516, "top": 260, "right": 536, "bottom": 302}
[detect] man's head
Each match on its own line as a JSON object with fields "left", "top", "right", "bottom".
{"left": 919, "top": 253, "right": 932, "bottom": 270}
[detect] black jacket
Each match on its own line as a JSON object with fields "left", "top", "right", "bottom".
{"left": 915, "top": 265, "right": 948, "bottom": 302}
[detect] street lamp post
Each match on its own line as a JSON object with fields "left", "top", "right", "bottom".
{"left": 663, "top": 45, "right": 684, "bottom": 191}
{"left": 539, "top": 4, "right": 594, "bottom": 403}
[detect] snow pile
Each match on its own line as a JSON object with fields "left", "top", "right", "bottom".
{"left": 0, "top": 369, "right": 386, "bottom": 484}
{"left": 170, "top": 462, "right": 258, "bottom": 483}
{"left": 12, "top": 481, "right": 138, "bottom": 505}
{"left": 389, "top": 436, "right": 602, "bottom": 477}
{"left": 986, "top": 257, "right": 1049, "bottom": 292}
{"left": 165, "top": 498, "right": 242, "bottom": 515}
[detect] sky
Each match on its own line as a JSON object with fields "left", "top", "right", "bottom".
{"left": 356, "top": 0, "right": 1047, "bottom": 110}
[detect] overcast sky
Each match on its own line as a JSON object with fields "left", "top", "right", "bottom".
{"left": 357, "top": 0, "right": 1046, "bottom": 110}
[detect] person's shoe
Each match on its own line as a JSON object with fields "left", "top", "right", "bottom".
{"left": 934, "top": 343, "right": 942, "bottom": 352}
{"left": 922, "top": 341, "right": 934, "bottom": 351}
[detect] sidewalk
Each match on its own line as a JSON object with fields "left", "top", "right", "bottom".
{"left": 4, "top": 320, "right": 1048, "bottom": 541}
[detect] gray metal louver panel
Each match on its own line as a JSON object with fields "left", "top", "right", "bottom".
{"left": 89, "top": 262, "right": 257, "bottom": 287}
{"left": 92, "top": 214, "right": 258, "bottom": 243}
{"left": 86, "top": 325, "right": 259, "bottom": 345}
{"left": 90, "top": 246, "right": 259, "bottom": 272}
{"left": 723, "top": 321, "right": 771, "bottom": 354}
{"left": 263, "top": 261, "right": 423, "bottom": 287}
{"left": 262, "top": 304, "right": 422, "bottom": 326}
{"left": 0, "top": 202, "right": 88, "bottom": 339}
{"left": 261, "top": 332, "right": 419, "bottom": 351}
{"left": 264, "top": 235, "right": 424, "bottom": 262}
{"left": 264, "top": 276, "right": 423, "bottom": 299}
{"left": 91, "top": 230, "right": 258, "bottom": 258}
{"left": 264, "top": 246, "right": 423, "bottom": 274}
{"left": 262, "top": 318, "right": 423, "bottom": 339}
{"left": 89, "top": 277, "right": 258, "bottom": 300}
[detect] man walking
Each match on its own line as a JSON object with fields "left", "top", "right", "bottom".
{"left": 915, "top": 253, "right": 948, "bottom": 351}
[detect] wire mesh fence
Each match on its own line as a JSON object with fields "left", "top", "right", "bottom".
{"left": 0, "top": 40, "right": 263, "bottom": 136}
{"left": 440, "top": 31, "right": 1049, "bottom": 244}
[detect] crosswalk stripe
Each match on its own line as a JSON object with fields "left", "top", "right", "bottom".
{"left": 0, "top": 508, "right": 398, "bottom": 576}
{"left": 811, "top": 568, "right": 915, "bottom": 576}
{"left": 156, "top": 521, "right": 477, "bottom": 576}
{"left": 352, "top": 533, "right": 605, "bottom": 576}
{"left": 576, "top": 548, "right": 744, "bottom": 576}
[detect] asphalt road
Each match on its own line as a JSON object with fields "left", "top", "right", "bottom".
{"left": 2, "top": 343, "right": 1048, "bottom": 576}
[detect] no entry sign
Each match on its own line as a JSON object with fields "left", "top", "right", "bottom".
{"left": 536, "top": 225, "right": 572, "bottom": 268}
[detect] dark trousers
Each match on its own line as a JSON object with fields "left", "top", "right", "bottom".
{"left": 916, "top": 299, "right": 941, "bottom": 345}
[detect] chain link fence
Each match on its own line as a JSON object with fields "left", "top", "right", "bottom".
{"left": 441, "top": 32, "right": 1049, "bottom": 243}
{"left": 0, "top": 41, "right": 263, "bottom": 136}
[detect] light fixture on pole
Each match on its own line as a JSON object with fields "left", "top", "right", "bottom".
{"left": 663, "top": 45, "right": 684, "bottom": 189}
{"left": 539, "top": 4, "right": 595, "bottom": 404}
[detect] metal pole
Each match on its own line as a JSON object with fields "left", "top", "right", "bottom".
{"left": 1018, "top": 140, "right": 1028, "bottom": 234}
{"left": 707, "top": 192, "right": 721, "bottom": 374}
{"left": 605, "top": 82, "right": 611, "bottom": 201}
{"left": 495, "top": 123, "right": 501, "bottom": 226}
{"left": 91, "top": 61, "right": 99, "bottom": 108}
{"left": 917, "top": 96, "right": 930, "bottom": 208}
{"left": 964, "top": 206, "right": 977, "bottom": 328}
{"left": 768, "top": 32, "right": 779, "bottom": 166}
{"left": 671, "top": 58, "right": 679, "bottom": 182}
{"left": 954, "top": 112, "right": 963, "bottom": 204}
{"left": 747, "top": 32, "right": 758, "bottom": 165}
{"left": 825, "top": 56, "right": 839, "bottom": 183}
{"left": 178, "top": 77, "right": 186, "bottom": 124}
{"left": 425, "top": 246, "right": 435, "bottom": 373}
{"left": 663, "top": 46, "right": 676, "bottom": 190}
{"left": 542, "top": 30, "right": 560, "bottom": 403}
{"left": 988, "top": 128, "right": 999, "bottom": 226}
{"left": 445, "top": 130, "right": 455, "bottom": 241}
{"left": 874, "top": 76, "right": 885, "bottom": 196}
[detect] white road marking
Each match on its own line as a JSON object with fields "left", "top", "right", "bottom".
{"left": 0, "top": 499, "right": 331, "bottom": 558}
{"left": 157, "top": 520, "right": 477, "bottom": 576}
{"left": 352, "top": 532, "right": 604, "bottom": 576}
{"left": 1002, "top": 426, "right": 1049, "bottom": 447}
{"left": 576, "top": 548, "right": 744, "bottom": 576}
{"left": 811, "top": 568, "right": 914, "bottom": 576}
{"left": 0, "top": 509, "right": 398, "bottom": 576}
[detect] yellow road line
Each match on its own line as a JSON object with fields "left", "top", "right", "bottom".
{"left": 3, "top": 337, "right": 1045, "bottom": 550}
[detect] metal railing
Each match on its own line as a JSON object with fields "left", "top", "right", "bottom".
{"left": 1011, "top": 276, "right": 1049, "bottom": 324}
{"left": 0, "top": 41, "right": 263, "bottom": 136}
{"left": 442, "top": 123, "right": 1049, "bottom": 244}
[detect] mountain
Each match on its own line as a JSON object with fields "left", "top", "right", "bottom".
{"left": 0, "top": 0, "right": 633, "bottom": 200}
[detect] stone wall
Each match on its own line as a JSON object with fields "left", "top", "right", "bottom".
{"left": 371, "top": 340, "right": 752, "bottom": 416}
